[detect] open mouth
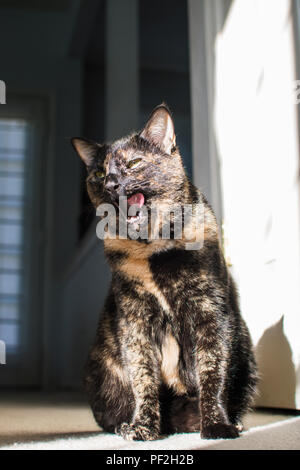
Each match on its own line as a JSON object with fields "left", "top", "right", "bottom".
{"left": 109, "top": 192, "right": 147, "bottom": 224}
{"left": 126, "top": 192, "right": 145, "bottom": 224}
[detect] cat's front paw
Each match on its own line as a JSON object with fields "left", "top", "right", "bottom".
{"left": 116, "top": 422, "right": 159, "bottom": 441}
{"left": 201, "top": 423, "right": 240, "bottom": 440}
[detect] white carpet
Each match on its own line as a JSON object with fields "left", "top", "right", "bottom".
{"left": 2, "top": 416, "right": 300, "bottom": 450}
{"left": 0, "top": 392, "right": 299, "bottom": 450}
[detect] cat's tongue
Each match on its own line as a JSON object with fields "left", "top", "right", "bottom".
{"left": 127, "top": 193, "right": 145, "bottom": 208}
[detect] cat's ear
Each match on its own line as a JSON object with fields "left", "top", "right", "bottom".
{"left": 71, "top": 137, "right": 100, "bottom": 167}
{"left": 140, "top": 104, "right": 176, "bottom": 154}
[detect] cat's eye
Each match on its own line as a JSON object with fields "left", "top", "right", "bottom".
{"left": 127, "top": 158, "right": 142, "bottom": 169}
{"left": 95, "top": 170, "right": 105, "bottom": 179}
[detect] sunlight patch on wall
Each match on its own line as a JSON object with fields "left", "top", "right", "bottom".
{"left": 214, "top": 0, "right": 300, "bottom": 408}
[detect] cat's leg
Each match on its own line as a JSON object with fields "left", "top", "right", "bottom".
{"left": 195, "top": 304, "right": 240, "bottom": 439}
{"left": 226, "top": 280, "right": 258, "bottom": 429}
{"left": 85, "top": 346, "right": 135, "bottom": 433}
{"left": 85, "top": 291, "right": 138, "bottom": 433}
{"left": 226, "top": 328, "right": 258, "bottom": 429}
{"left": 116, "top": 324, "right": 161, "bottom": 441}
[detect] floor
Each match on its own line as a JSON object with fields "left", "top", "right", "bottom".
{"left": 0, "top": 392, "right": 299, "bottom": 450}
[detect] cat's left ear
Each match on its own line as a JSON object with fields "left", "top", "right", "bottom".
{"left": 71, "top": 137, "right": 100, "bottom": 167}
{"left": 140, "top": 104, "right": 176, "bottom": 154}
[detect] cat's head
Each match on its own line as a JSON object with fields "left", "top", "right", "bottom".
{"left": 71, "top": 104, "right": 188, "bottom": 226}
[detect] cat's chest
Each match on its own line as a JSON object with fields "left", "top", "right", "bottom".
{"left": 148, "top": 248, "right": 201, "bottom": 306}
{"left": 149, "top": 247, "right": 200, "bottom": 282}
{"left": 118, "top": 248, "right": 200, "bottom": 316}
{"left": 118, "top": 255, "right": 172, "bottom": 315}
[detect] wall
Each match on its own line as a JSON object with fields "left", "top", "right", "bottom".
{"left": 214, "top": 0, "right": 300, "bottom": 409}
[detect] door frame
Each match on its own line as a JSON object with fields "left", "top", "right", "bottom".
{"left": 0, "top": 92, "right": 50, "bottom": 387}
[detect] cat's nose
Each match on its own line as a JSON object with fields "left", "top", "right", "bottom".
{"left": 104, "top": 174, "right": 121, "bottom": 197}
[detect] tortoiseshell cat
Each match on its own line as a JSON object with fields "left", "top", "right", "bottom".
{"left": 71, "top": 105, "right": 257, "bottom": 441}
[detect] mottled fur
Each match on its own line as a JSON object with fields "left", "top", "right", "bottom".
{"left": 72, "top": 105, "right": 257, "bottom": 441}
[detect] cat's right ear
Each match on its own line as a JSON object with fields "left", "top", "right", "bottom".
{"left": 140, "top": 104, "right": 176, "bottom": 154}
{"left": 71, "top": 138, "right": 99, "bottom": 167}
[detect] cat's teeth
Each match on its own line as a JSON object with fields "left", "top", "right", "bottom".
{"left": 127, "top": 215, "right": 140, "bottom": 224}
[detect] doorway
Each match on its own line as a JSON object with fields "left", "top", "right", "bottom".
{"left": 0, "top": 94, "right": 48, "bottom": 387}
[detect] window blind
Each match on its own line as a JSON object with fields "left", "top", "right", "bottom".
{"left": 0, "top": 119, "right": 28, "bottom": 353}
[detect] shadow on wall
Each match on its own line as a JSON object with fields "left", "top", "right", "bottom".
{"left": 255, "top": 316, "right": 296, "bottom": 409}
